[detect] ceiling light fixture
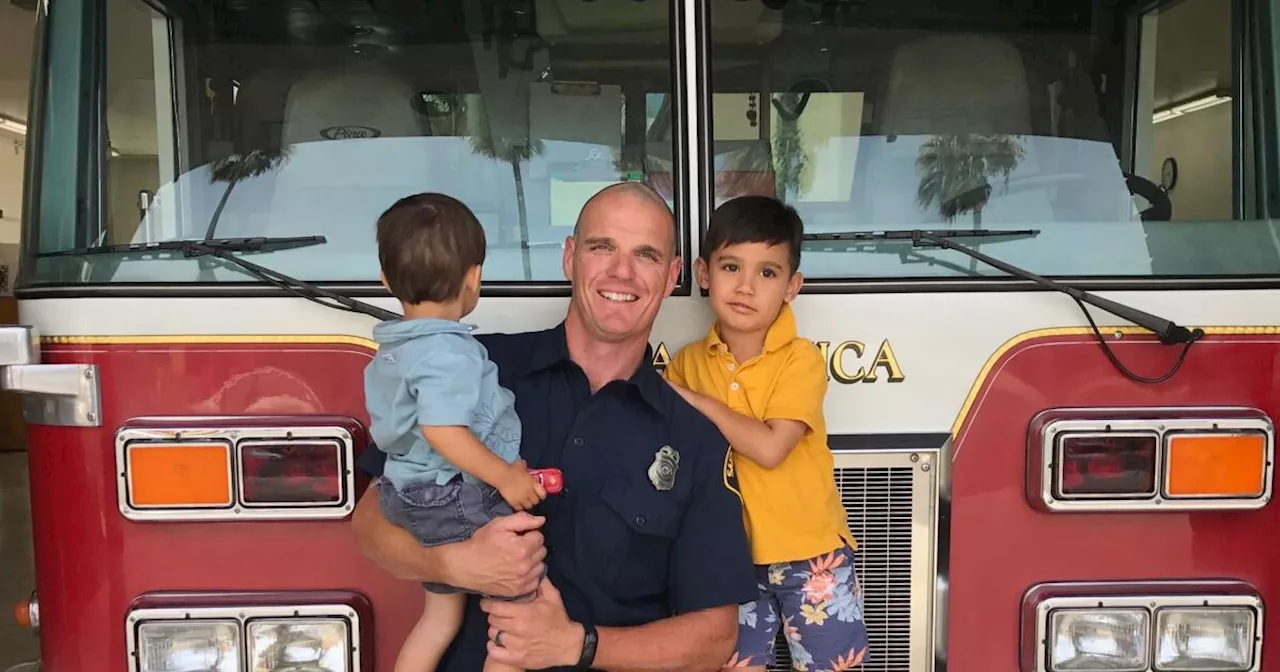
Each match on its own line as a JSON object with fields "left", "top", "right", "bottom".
{"left": 1153, "top": 91, "right": 1232, "bottom": 124}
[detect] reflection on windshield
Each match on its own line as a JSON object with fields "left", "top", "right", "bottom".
{"left": 773, "top": 132, "right": 1148, "bottom": 277}
{"left": 120, "top": 134, "right": 636, "bottom": 283}
{"left": 705, "top": 3, "right": 1280, "bottom": 280}
{"left": 72, "top": 0, "right": 677, "bottom": 285}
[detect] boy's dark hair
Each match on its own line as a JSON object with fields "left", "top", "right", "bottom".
{"left": 376, "top": 192, "right": 487, "bottom": 304}
{"left": 702, "top": 195, "right": 803, "bottom": 273}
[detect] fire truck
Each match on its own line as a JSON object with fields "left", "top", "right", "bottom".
{"left": 3, "top": 0, "right": 1279, "bottom": 670}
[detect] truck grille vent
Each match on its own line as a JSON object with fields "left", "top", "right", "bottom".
{"left": 767, "top": 456, "right": 931, "bottom": 672}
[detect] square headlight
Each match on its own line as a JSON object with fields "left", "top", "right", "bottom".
{"left": 1049, "top": 608, "right": 1150, "bottom": 672}
{"left": 1155, "top": 607, "right": 1256, "bottom": 671}
{"left": 135, "top": 620, "right": 241, "bottom": 672}
{"left": 247, "top": 617, "right": 351, "bottom": 672}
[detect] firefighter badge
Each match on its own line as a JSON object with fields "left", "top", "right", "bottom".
{"left": 648, "top": 445, "right": 680, "bottom": 491}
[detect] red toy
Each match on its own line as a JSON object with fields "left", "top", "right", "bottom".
{"left": 527, "top": 468, "right": 564, "bottom": 495}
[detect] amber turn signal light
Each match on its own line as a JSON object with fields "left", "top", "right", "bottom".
{"left": 1165, "top": 432, "right": 1268, "bottom": 498}
{"left": 126, "top": 442, "right": 234, "bottom": 508}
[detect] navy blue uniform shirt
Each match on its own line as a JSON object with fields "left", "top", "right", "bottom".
{"left": 357, "top": 321, "right": 758, "bottom": 671}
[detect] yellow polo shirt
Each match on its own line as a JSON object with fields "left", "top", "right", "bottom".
{"left": 665, "top": 303, "right": 856, "bottom": 565}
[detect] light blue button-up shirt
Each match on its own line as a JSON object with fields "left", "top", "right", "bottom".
{"left": 364, "top": 317, "right": 522, "bottom": 490}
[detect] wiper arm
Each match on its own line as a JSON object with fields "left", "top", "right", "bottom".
{"left": 912, "top": 231, "right": 1200, "bottom": 344}
{"left": 40, "top": 236, "right": 401, "bottom": 322}
{"left": 910, "top": 230, "right": 1203, "bottom": 384}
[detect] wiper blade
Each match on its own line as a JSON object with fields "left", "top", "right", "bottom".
{"left": 42, "top": 236, "right": 401, "bottom": 322}
{"left": 910, "top": 230, "right": 1203, "bottom": 384}
{"left": 39, "top": 235, "right": 328, "bottom": 258}
{"left": 805, "top": 228, "right": 1040, "bottom": 243}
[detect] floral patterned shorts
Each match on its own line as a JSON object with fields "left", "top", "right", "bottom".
{"left": 729, "top": 541, "right": 869, "bottom": 670}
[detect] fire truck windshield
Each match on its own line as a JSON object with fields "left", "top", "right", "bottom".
{"left": 18, "top": 0, "right": 1280, "bottom": 290}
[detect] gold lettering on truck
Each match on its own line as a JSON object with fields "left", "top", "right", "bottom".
{"left": 649, "top": 339, "right": 904, "bottom": 384}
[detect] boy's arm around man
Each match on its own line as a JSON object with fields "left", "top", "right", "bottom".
{"left": 665, "top": 339, "right": 828, "bottom": 469}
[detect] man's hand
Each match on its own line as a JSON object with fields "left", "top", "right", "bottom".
{"left": 453, "top": 513, "right": 548, "bottom": 597}
{"left": 482, "top": 577, "right": 585, "bottom": 669}
{"left": 350, "top": 483, "right": 546, "bottom": 597}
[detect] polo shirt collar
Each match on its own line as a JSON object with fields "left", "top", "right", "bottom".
{"left": 702, "top": 301, "right": 798, "bottom": 356}
{"left": 527, "top": 321, "right": 668, "bottom": 414}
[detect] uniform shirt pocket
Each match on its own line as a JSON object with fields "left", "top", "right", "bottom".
{"left": 583, "top": 476, "right": 683, "bottom": 602}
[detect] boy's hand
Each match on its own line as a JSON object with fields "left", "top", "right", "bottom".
{"left": 497, "top": 461, "right": 548, "bottom": 511}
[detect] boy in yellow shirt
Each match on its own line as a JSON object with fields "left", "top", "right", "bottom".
{"left": 665, "top": 195, "right": 868, "bottom": 671}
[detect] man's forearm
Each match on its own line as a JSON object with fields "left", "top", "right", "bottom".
{"left": 350, "top": 482, "right": 454, "bottom": 584}
{"left": 591, "top": 605, "right": 737, "bottom": 672}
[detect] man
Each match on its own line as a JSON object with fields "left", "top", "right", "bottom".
{"left": 352, "top": 182, "right": 758, "bottom": 671}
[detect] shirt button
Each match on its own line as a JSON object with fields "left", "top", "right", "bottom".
{"left": 634, "top": 515, "right": 646, "bottom": 526}
{"left": 573, "top": 437, "right": 584, "bottom": 446}
{"left": 730, "top": 382, "right": 740, "bottom": 390}
{"left": 727, "top": 363, "right": 735, "bottom": 371}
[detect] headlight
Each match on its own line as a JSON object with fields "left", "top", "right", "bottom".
{"left": 135, "top": 620, "right": 240, "bottom": 672}
{"left": 127, "top": 600, "right": 362, "bottom": 672}
{"left": 1155, "top": 608, "right": 1256, "bottom": 671}
{"left": 248, "top": 618, "right": 351, "bottom": 672}
{"left": 1029, "top": 590, "right": 1263, "bottom": 672}
{"left": 1049, "top": 608, "right": 1148, "bottom": 671}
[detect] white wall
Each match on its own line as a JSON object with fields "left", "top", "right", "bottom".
{"left": 0, "top": 133, "right": 23, "bottom": 295}
{"left": 0, "top": 134, "right": 23, "bottom": 242}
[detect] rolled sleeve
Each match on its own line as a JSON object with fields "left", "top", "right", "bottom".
{"left": 405, "top": 350, "right": 486, "bottom": 427}
{"left": 669, "top": 433, "right": 757, "bottom": 614}
{"left": 762, "top": 343, "right": 828, "bottom": 433}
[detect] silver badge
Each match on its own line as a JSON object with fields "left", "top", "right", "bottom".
{"left": 648, "top": 445, "right": 680, "bottom": 491}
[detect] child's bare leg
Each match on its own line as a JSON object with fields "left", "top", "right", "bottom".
{"left": 393, "top": 589, "right": 466, "bottom": 672}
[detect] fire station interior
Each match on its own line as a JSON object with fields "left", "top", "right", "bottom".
{"left": 0, "top": 0, "right": 1242, "bottom": 666}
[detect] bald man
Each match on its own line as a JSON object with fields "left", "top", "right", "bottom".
{"left": 353, "top": 183, "right": 757, "bottom": 671}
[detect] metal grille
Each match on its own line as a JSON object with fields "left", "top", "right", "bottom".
{"left": 767, "top": 454, "right": 932, "bottom": 672}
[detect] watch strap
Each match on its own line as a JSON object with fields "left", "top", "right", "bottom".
{"left": 575, "top": 622, "right": 598, "bottom": 669}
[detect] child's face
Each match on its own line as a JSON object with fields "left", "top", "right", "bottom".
{"left": 696, "top": 241, "right": 802, "bottom": 336}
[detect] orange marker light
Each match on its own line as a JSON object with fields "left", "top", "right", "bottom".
{"left": 126, "top": 442, "right": 234, "bottom": 508}
{"left": 13, "top": 599, "right": 29, "bottom": 628}
{"left": 1165, "top": 433, "right": 1268, "bottom": 498}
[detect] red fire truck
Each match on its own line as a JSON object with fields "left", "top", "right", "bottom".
{"left": 4, "top": 0, "right": 1278, "bottom": 670}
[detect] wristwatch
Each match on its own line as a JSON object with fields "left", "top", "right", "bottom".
{"left": 574, "top": 622, "right": 598, "bottom": 669}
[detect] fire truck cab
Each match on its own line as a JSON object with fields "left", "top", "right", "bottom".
{"left": 4, "top": 0, "right": 1280, "bottom": 671}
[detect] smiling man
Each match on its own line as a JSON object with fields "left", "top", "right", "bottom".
{"left": 351, "top": 182, "right": 757, "bottom": 671}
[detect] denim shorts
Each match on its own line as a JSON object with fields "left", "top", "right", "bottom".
{"left": 730, "top": 541, "right": 870, "bottom": 670}
{"left": 378, "top": 475, "right": 533, "bottom": 599}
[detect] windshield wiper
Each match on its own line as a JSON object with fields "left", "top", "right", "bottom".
{"left": 805, "top": 228, "right": 1203, "bottom": 383}
{"left": 40, "top": 236, "right": 401, "bottom": 322}
{"left": 907, "top": 230, "right": 1201, "bottom": 384}
{"left": 805, "top": 228, "right": 1041, "bottom": 243}
{"left": 41, "top": 235, "right": 329, "bottom": 258}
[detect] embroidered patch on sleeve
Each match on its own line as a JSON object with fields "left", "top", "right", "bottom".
{"left": 722, "top": 446, "right": 742, "bottom": 502}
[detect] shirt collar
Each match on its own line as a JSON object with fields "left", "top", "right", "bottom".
{"left": 526, "top": 321, "right": 668, "bottom": 414}
{"left": 702, "top": 302, "right": 798, "bottom": 357}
